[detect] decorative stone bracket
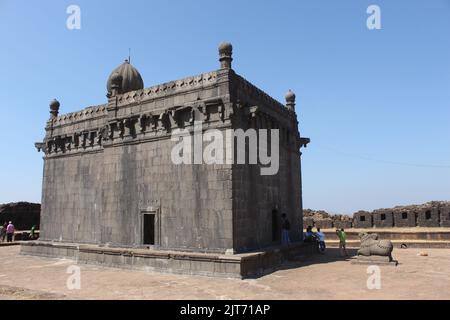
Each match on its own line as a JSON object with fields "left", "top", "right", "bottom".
{"left": 34, "top": 142, "right": 45, "bottom": 153}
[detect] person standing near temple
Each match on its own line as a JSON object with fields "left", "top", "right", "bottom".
{"left": 30, "top": 225, "right": 36, "bottom": 240}
{"left": 281, "top": 213, "right": 291, "bottom": 246}
{"left": 336, "top": 228, "right": 348, "bottom": 257}
{"left": 0, "top": 223, "right": 6, "bottom": 242}
{"left": 316, "top": 228, "right": 326, "bottom": 254}
{"left": 303, "top": 226, "right": 315, "bottom": 242}
{"left": 6, "top": 221, "right": 15, "bottom": 243}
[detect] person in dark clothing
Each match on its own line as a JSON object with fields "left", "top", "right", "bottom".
{"left": 281, "top": 213, "right": 291, "bottom": 246}
{"left": 303, "top": 226, "right": 315, "bottom": 242}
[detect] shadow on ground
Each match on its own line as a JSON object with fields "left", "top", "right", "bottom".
{"left": 245, "top": 248, "right": 359, "bottom": 279}
{"left": 281, "top": 248, "right": 358, "bottom": 270}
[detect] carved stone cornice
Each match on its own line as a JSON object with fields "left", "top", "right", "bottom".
{"left": 39, "top": 98, "right": 227, "bottom": 157}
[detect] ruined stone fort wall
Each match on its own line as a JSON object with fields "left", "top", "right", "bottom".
{"left": 304, "top": 201, "right": 450, "bottom": 229}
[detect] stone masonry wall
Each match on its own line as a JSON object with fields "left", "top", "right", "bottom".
{"left": 304, "top": 201, "right": 450, "bottom": 229}
{"left": 352, "top": 211, "right": 372, "bottom": 228}
{"left": 231, "top": 74, "right": 303, "bottom": 252}
{"left": 39, "top": 68, "right": 305, "bottom": 254}
{"left": 314, "top": 219, "right": 333, "bottom": 229}
{"left": 372, "top": 209, "right": 394, "bottom": 228}
{"left": 393, "top": 210, "right": 416, "bottom": 228}
{"left": 416, "top": 207, "right": 440, "bottom": 227}
{"left": 40, "top": 70, "right": 236, "bottom": 253}
{"left": 439, "top": 204, "right": 450, "bottom": 227}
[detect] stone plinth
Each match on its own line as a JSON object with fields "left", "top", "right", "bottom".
{"left": 20, "top": 241, "right": 316, "bottom": 279}
{"left": 351, "top": 255, "right": 398, "bottom": 266}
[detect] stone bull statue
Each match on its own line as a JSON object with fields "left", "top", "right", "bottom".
{"left": 357, "top": 232, "right": 394, "bottom": 258}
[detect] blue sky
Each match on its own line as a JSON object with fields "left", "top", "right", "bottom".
{"left": 0, "top": 0, "right": 449, "bottom": 213}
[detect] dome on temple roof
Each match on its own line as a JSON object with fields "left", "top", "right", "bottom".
{"left": 106, "top": 60, "right": 144, "bottom": 95}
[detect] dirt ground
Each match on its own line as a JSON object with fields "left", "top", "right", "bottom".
{"left": 0, "top": 245, "right": 449, "bottom": 300}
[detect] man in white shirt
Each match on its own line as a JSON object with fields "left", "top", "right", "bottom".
{"left": 316, "top": 228, "right": 326, "bottom": 254}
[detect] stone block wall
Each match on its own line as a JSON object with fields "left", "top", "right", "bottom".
{"left": 333, "top": 220, "right": 352, "bottom": 229}
{"left": 371, "top": 210, "right": 394, "bottom": 228}
{"left": 393, "top": 210, "right": 417, "bottom": 228}
{"left": 231, "top": 75, "right": 303, "bottom": 252}
{"left": 41, "top": 135, "right": 236, "bottom": 252}
{"left": 352, "top": 211, "right": 372, "bottom": 228}
{"left": 232, "top": 155, "right": 302, "bottom": 252}
{"left": 439, "top": 205, "right": 450, "bottom": 227}
{"left": 417, "top": 207, "right": 440, "bottom": 227}
{"left": 314, "top": 219, "right": 333, "bottom": 229}
{"left": 304, "top": 201, "right": 450, "bottom": 229}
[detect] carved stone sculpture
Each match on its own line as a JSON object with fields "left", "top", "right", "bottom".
{"left": 357, "top": 232, "right": 394, "bottom": 258}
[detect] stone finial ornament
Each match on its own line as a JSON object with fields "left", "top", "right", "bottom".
{"left": 285, "top": 89, "right": 296, "bottom": 112}
{"left": 49, "top": 98, "right": 60, "bottom": 118}
{"left": 218, "top": 42, "right": 233, "bottom": 69}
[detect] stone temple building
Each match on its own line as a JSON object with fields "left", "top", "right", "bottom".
{"left": 23, "top": 43, "right": 311, "bottom": 278}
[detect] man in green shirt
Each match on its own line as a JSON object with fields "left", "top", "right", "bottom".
{"left": 336, "top": 228, "right": 349, "bottom": 257}
{"left": 30, "top": 225, "right": 36, "bottom": 240}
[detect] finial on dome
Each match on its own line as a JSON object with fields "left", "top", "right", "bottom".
{"left": 218, "top": 41, "right": 233, "bottom": 69}
{"left": 49, "top": 99, "right": 60, "bottom": 118}
{"left": 285, "top": 89, "right": 296, "bottom": 112}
